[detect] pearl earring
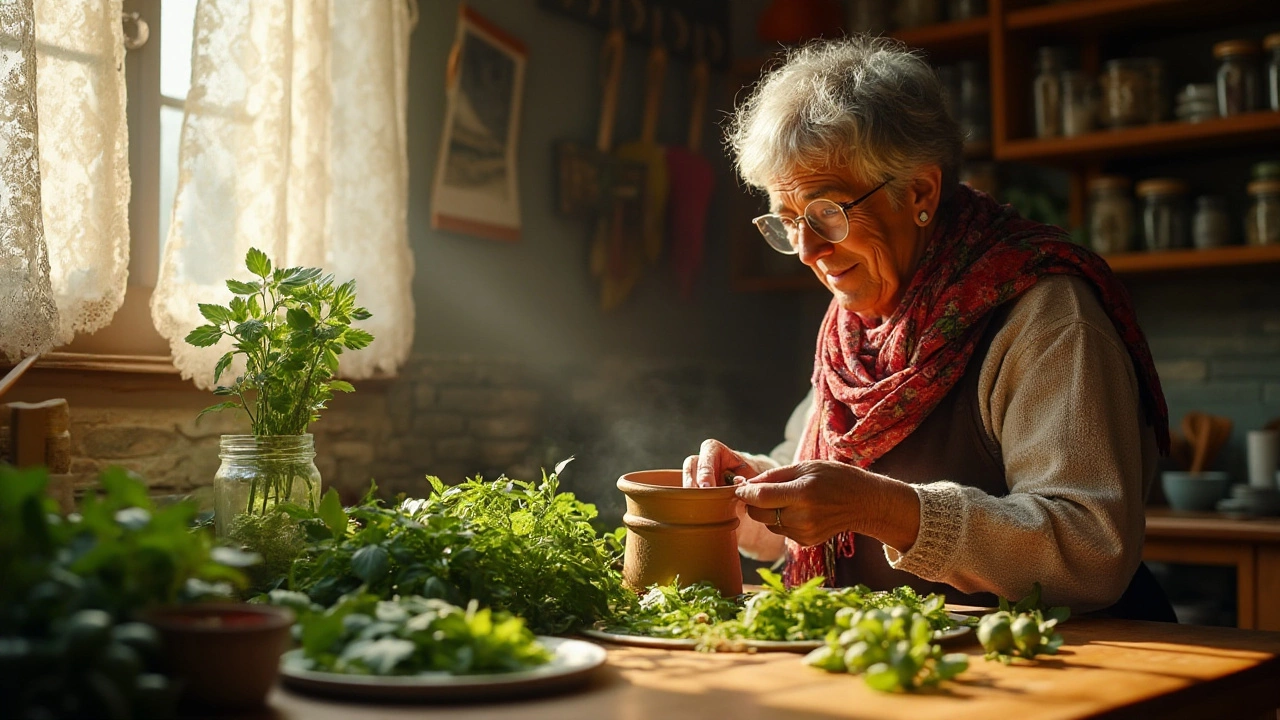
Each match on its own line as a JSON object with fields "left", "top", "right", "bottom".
{"left": 918, "top": 211, "right": 929, "bottom": 224}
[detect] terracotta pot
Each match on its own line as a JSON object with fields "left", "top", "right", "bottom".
{"left": 617, "top": 469, "right": 743, "bottom": 597}
{"left": 144, "top": 603, "right": 294, "bottom": 711}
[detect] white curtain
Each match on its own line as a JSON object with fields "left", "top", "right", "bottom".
{"left": 152, "top": 0, "right": 416, "bottom": 388}
{"left": 0, "top": 0, "right": 131, "bottom": 361}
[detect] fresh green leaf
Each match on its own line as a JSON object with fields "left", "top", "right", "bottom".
{"left": 351, "top": 308, "right": 372, "bottom": 321}
{"left": 245, "top": 247, "right": 272, "bottom": 278}
{"left": 197, "top": 402, "right": 240, "bottom": 422}
{"left": 329, "top": 380, "right": 355, "bottom": 393}
{"left": 213, "top": 352, "right": 234, "bottom": 384}
{"left": 227, "top": 279, "right": 260, "bottom": 295}
{"left": 318, "top": 489, "right": 348, "bottom": 540}
{"left": 199, "top": 303, "right": 233, "bottom": 325}
{"left": 185, "top": 325, "right": 223, "bottom": 347}
{"left": 286, "top": 308, "right": 316, "bottom": 330}
{"left": 351, "top": 546, "right": 390, "bottom": 584}
{"left": 342, "top": 328, "right": 374, "bottom": 350}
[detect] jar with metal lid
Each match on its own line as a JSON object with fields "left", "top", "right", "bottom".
{"left": 1246, "top": 180, "right": 1280, "bottom": 246}
{"left": 1033, "top": 47, "right": 1065, "bottom": 138}
{"left": 1192, "top": 196, "right": 1231, "bottom": 249}
{"left": 1087, "top": 176, "right": 1134, "bottom": 254}
{"left": 1267, "top": 33, "right": 1280, "bottom": 111}
{"left": 1099, "top": 58, "right": 1151, "bottom": 128}
{"left": 1136, "top": 179, "right": 1190, "bottom": 251}
{"left": 1061, "top": 70, "right": 1094, "bottom": 136}
{"left": 1214, "top": 39, "right": 1261, "bottom": 116}
{"left": 957, "top": 60, "right": 990, "bottom": 142}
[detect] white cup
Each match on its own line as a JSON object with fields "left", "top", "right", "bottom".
{"left": 1247, "top": 430, "right": 1280, "bottom": 489}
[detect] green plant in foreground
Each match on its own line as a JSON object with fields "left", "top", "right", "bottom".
{"left": 185, "top": 247, "right": 374, "bottom": 437}
{"left": 286, "top": 591, "right": 552, "bottom": 676}
{"left": 977, "top": 582, "right": 1069, "bottom": 663}
{"left": 805, "top": 606, "right": 969, "bottom": 692}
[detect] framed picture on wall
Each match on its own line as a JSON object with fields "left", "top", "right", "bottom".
{"left": 431, "top": 5, "right": 528, "bottom": 242}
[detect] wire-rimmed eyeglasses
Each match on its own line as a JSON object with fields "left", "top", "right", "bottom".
{"left": 752, "top": 179, "right": 892, "bottom": 254}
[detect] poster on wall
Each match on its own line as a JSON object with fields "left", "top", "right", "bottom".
{"left": 431, "top": 5, "right": 527, "bottom": 242}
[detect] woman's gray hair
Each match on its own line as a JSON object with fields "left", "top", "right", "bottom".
{"left": 726, "top": 36, "right": 964, "bottom": 207}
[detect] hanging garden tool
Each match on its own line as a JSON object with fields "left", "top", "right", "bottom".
{"left": 615, "top": 8, "right": 670, "bottom": 266}
{"left": 666, "top": 25, "right": 715, "bottom": 299}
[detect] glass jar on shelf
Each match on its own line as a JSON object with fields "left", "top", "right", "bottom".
{"left": 1033, "top": 47, "right": 1065, "bottom": 139}
{"left": 1192, "top": 196, "right": 1231, "bottom": 249}
{"left": 896, "top": 0, "right": 940, "bottom": 29}
{"left": 947, "top": 0, "right": 985, "bottom": 21}
{"left": 1099, "top": 59, "right": 1151, "bottom": 128}
{"left": 1214, "top": 39, "right": 1261, "bottom": 117}
{"left": 1087, "top": 176, "right": 1134, "bottom": 255}
{"left": 1136, "top": 178, "right": 1190, "bottom": 251}
{"left": 1245, "top": 180, "right": 1280, "bottom": 246}
{"left": 1061, "top": 70, "right": 1094, "bottom": 137}
{"left": 957, "top": 59, "right": 990, "bottom": 143}
{"left": 1175, "top": 83, "right": 1218, "bottom": 123}
{"left": 1138, "top": 58, "right": 1167, "bottom": 123}
{"left": 1266, "top": 33, "right": 1280, "bottom": 112}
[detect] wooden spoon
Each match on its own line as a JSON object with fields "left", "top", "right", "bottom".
{"left": 1204, "top": 415, "right": 1234, "bottom": 470}
{"left": 1169, "top": 431, "right": 1192, "bottom": 471}
{"left": 1183, "top": 412, "right": 1211, "bottom": 474}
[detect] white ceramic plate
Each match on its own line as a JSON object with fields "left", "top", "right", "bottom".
{"left": 278, "top": 636, "right": 607, "bottom": 702}
{"left": 584, "top": 613, "right": 971, "bottom": 653}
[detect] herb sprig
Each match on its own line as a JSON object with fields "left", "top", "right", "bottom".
{"left": 977, "top": 582, "right": 1069, "bottom": 663}
{"left": 804, "top": 607, "right": 970, "bottom": 692}
{"left": 185, "top": 247, "right": 373, "bottom": 436}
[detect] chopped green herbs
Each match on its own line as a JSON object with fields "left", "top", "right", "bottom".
{"left": 289, "top": 592, "right": 551, "bottom": 675}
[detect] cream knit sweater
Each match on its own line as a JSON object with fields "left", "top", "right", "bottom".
{"left": 745, "top": 276, "right": 1158, "bottom": 612}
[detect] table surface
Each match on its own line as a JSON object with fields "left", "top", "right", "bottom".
{"left": 1146, "top": 508, "right": 1280, "bottom": 542}
{"left": 249, "top": 618, "right": 1280, "bottom": 720}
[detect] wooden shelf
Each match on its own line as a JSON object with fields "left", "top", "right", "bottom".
{"left": 1103, "top": 244, "right": 1280, "bottom": 274}
{"left": 890, "top": 16, "right": 990, "bottom": 58}
{"left": 1006, "top": 0, "right": 1268, "bottom": 35}
{"left": 997, "top": 111, "right": 1280, "bottom": 164}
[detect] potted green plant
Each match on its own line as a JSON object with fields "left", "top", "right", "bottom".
{"left": 185, "top": 248, "right": 373, "bottom": 539}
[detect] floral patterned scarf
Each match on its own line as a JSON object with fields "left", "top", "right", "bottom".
{"left": 786, "top": 184, "right": 1169, "bottom": 587}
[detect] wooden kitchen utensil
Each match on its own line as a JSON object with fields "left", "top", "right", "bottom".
{"left": 1183, "top": 411, "right": 1233, "bottom": 473}
{"left": 666, "top": 29, "right": 715, "bottom": 299}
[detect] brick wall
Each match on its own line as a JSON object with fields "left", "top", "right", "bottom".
{"left": 1131, "top": 271, "right": 1280, "bottom": 480}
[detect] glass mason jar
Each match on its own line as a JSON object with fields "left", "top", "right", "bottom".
{"left": 1139, "top": 57, "right": 1167, "bottom": 123}
{"left": 1033, "top": 47, "right": 1065, "bottom": 139}
{"left": 1192, "top": 195, "right": 1231, "bottom": 249}
{"left": 1061, "top": 70, "right": 1095, "bottom": 137}
{"left": 1087, "top": 176, "right": 1134, "bottom": 255}
{"left": 1214, "top": 39, "right": 1261, "bottom": 117}
{"left": 1267, "top": 33, "right": 1280, "bottom": 111}
{"left": 1246, "top": 179, "right": 1280, "bottom": 246}
{"left": 1099, "top": 59, "right": 1151, "bottom": 128}
{"left": 214, "top": 434, "right": 322, "bottom": 537}
{"left": 1136, "top": 178, "right": 1190, "bottom": 251}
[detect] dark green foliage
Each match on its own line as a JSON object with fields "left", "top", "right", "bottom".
{"left": 185, "top": 247, "right": 373, "bottom": 436}
{"left": 281, "top": 470, "right": 633, "bottom": 635}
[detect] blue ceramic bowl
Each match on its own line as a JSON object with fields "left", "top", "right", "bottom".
{"left": 1162, "top": 471, "right": 1229, "bottom": 512}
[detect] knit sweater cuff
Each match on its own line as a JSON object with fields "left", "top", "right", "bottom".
{"left": 883, "top": 482, "right": 965, "bottom": 580}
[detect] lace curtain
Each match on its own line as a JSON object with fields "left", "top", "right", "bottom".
{"left": 0, "top": 0, "right": 130, "bottom": 361}
{"left": 152, "top": 0, "right": 416, "bottom": 388}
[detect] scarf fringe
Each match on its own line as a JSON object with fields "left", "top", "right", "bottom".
{"left": 784, "top": 532, "right": 857, "bottom": 587}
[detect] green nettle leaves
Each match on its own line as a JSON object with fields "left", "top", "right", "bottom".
{"left": 184, "top": 247, "right": 375, "bottom": 436}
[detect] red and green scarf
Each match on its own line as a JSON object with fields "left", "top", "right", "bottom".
{"left": 786, "top": 184, "right": 1169, "bottom": 587}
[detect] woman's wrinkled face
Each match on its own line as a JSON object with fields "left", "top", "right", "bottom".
{"left": 766, "top": 165, "right": 933, "bottom": 320}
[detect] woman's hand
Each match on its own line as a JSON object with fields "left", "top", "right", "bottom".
{"left": 683, "top": 439, "right": 785, "bottom": 561}
{"left": 734, "top": 460, "right": 922, "bottom": 552}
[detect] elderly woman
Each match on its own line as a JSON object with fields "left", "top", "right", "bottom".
{"left": 684, "top": 36, "right": 1174, "bottom": 619}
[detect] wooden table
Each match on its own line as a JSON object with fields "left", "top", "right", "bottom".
{"left": 253, "top": 618, "right": 1280, "bottom": 720}
{"left": 1144, "top": 509, "right": 1280, "bottom": 630}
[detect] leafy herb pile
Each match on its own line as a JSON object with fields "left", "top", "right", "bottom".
{"left": 977, "top": 583, "right": 1069, "bottom": 663}
{"left": 804, "top": 607, "right": 970, "bottom": 692}
{"left": 277, "top": 591, "right": 551, "bottom": 676}
{"left": 277, "top": 468, "right": 633, "bottom": 635}
{"left": 0, "top": 465, "right": 254, "bottom": 720}
{"left": 603, "top": 569, "right": 958, "bottom": 650}
{"left": 186, "top": 247, "right": 374, "bottom": 437}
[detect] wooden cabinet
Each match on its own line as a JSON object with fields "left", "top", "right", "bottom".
{"left": 730, "top": 0, "right": 1280, "bottom": 290}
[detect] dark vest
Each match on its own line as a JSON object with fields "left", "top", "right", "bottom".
{"left": 830, "top": 306, "right": 1177, "bottom": 622}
